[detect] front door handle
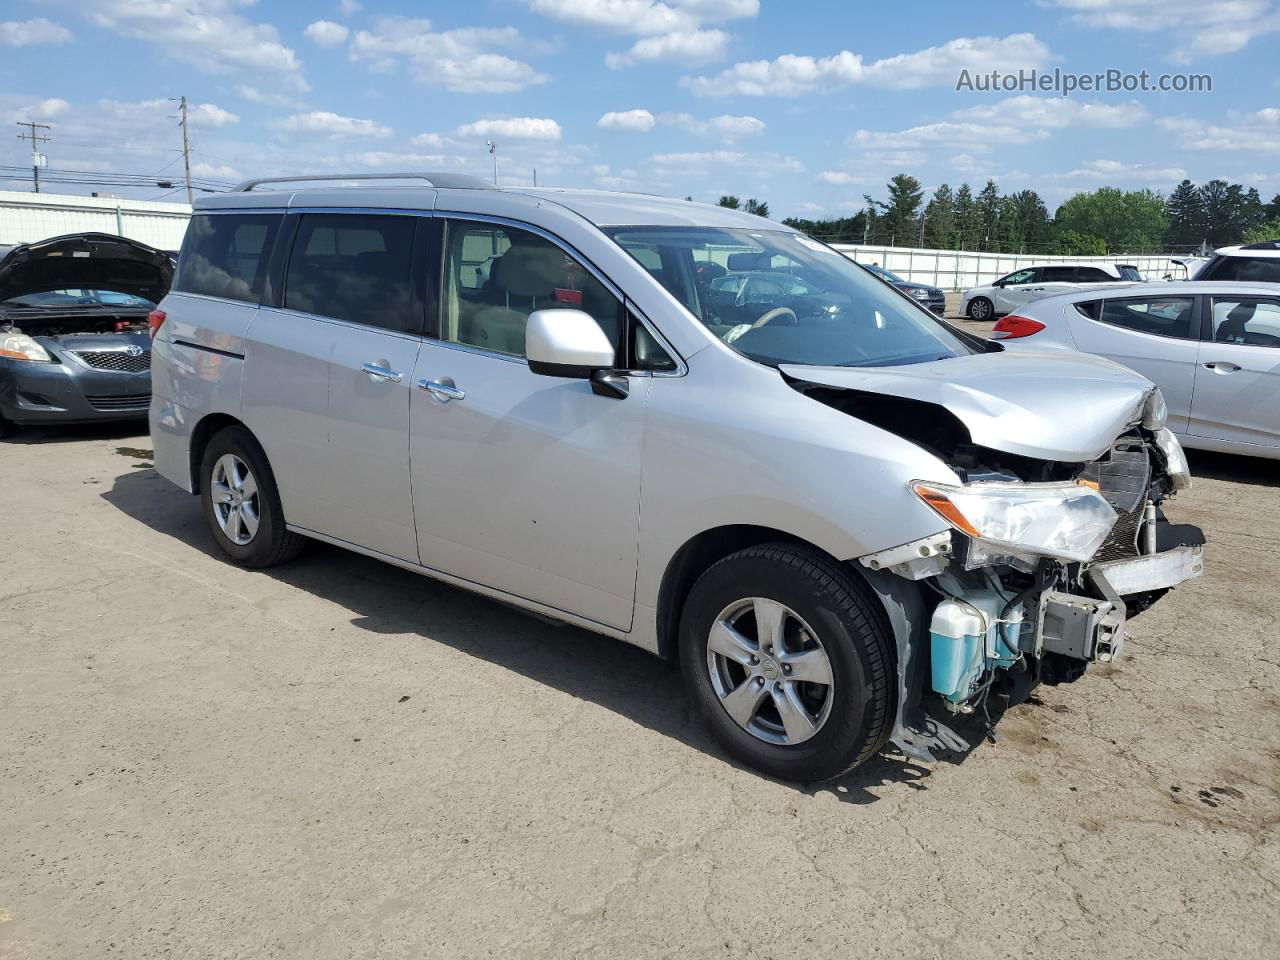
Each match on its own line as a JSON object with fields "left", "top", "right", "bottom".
{"left": 362, "top": 362, "right": 402, "bottom": 383}
{"left": 1203, "top": 361, "right": 1242, "bottom": 373}
{"left": 418, "top": 377, "right": 465, "bottom": 402}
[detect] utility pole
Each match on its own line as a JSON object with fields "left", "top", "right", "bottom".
{"left": 15, "top": 121, "right": 50, "bottom": 193}
{"left": 486, "top": 140, "right": 499, "bottom": 185}
{"left": 918, "top": 212, "right": 927, "bottom": 248}
{"left": 171, "top": 96, "right": 193, "bottom": 204}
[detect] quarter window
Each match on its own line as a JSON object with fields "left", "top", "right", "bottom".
{"left": 441, "top": 221, "right": 623, "bottom": 359}
{"left": 1077, "top": 267, "right": 1114, "bottom": 282}
{"left": 175, "top": 213, "right": 281, "bottom": 304}
{"left": 283, "top": 214, "right": 417, "bottom": 332}
{"left": 1209, "top": 297, "right": 1280, "bottom": 347}
{"left": 1200, "top": 256, "right": 1280, "bottom": 283}
{"left": 1039, "top": 266, "right": 1077, "bottom": 283}
{"left": 1094, "top": 296, "right": 1196, "bottom": 339}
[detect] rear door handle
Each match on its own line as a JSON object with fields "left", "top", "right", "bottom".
{"left": 1203, "top": 361, "right": 1242, "bottom": 373}
{"left": 418, "top": 378, "right": 465, "bottom": 402}
{"left": 362, "top": 362, "right": 402, "bottom": 383}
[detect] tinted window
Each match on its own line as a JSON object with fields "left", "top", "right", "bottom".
{"left": 441, "top": 220, "right": 623, "bottom": 359}
{"left": 1095, "top": 296, "right": 1195, "bottom": 339}
{"left": 284, "top": 214, "right": 416, "bottom": 332}
{"left": 1210, "top": 297, "right": 1280, "bottom": 347}
{"left": 1118, "top": 266, "right": 1143, "bottom": 281}
{"left": 1040, "top": 266, "right": 1077, "bottom": 282}
{"left": 175, "top": 213, "right": 280, "bottom": 304}
{"left": 1201, "top": 256, "right": 1280, "bottom": 283}
{"left": 1077, "top": 267, "right": 1114, "bottom": 282}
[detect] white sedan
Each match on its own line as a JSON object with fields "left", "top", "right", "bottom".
{"left": 962, "top": 263, "right": 1143, "bottom": 320}
{"left": 994, "top": 281, "right": 1280, "bottom": 459}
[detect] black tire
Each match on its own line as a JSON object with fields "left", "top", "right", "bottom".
{"left": 967, "top": 297, "right": 994, "bottom": 321}
{"left": 199, "top": 425, "right": 304, "bottom": 568}
{"left": 0, "top": 415, "right": 15, "bottom": 440}
{"left": 679, "top": 543, "right": 895, "bottom": 783}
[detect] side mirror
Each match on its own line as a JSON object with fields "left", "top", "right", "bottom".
{"left": 526, "top": 309, "right": 627, "bottom": 398}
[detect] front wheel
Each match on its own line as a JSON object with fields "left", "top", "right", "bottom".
{"left": 679, "top": 544, "right": 895, "bottom": 783}
{"left": 967, "top": 297, "right": 994, "bottom": 320}
{"left": 199, "top": 426, "right": 304, "bottom": 568}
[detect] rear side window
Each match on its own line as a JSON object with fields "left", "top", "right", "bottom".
{"left": 1077, "top": 267, "right": 1114, "bottom": 282}
{"left": 1200, "top": 256, "right": 1280, "bottom": 283}
{"left": 1209, "top": 297, "right": 1280, "bottom": 347}
{"left": 284, "top": 214, "right": 416, "bottom": 332}
{"left": 1095, "top": 296, "right": 1196, "bottom": 340}
{"left": 175, "top": 213, "right": 281, "bottom": 304}
{"left": 1040, "top": 266, "right": 1077, "bottom": 282}
{"left": 1118, "top": 266, "right": 1142, "bottom": 281}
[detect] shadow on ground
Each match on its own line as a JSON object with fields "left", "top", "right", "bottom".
{"left": 100, "top": 462, "right": 956, "bottom": 803}
{"left": 1187, "top": 448, "right": 1279, "bottom": 487}
{"left": 3, "top": 420, "right": 148, "bottom": 445}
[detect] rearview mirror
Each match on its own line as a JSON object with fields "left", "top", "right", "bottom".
{"left": 526, "top": 308, "right": 619, "bottom": 378}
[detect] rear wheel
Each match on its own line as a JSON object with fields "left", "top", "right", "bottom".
{"left": 199, "top": 426, "right": 304, "bottom": 567}
{"left": 967, "top": 297, "right": 993, "bottom": 320}
{"left": 679, "top": 544, "right": 895, "bottom": 783}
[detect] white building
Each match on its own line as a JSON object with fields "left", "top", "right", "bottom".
{"left": 0, "top": 190, "right": 192, "bottom": 250}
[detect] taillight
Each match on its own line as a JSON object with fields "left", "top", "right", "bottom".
{"left": 147, "top": 308, "right": 167, "bottom": 340}
{"left": 991, "top": 315, "right": 1045, "bottom": 339}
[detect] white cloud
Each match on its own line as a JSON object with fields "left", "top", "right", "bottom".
{"left": 820, "top": 171, "right": 856, "bottom": 184}
{"left": 304, "top": 20, "right": 349, "bottom": 48}
{"left": 191, "top": 160, "right": 242, "bottom": 180}
{"left": 409, "top": 132, "right": 446, "bottom": 147}
{"left": 4, "top": 97, "right": 70, "bottom": 121}
{"left": 0, "top": 18, "right": 72, "bottom": 46}
{"left": 1157, "top": 109, "right": 1280, "bottom": 151}
{"left": 276, "top": 110, "right": 392, "bottom": 138}
{"left": 1043, "top": 0, "right": 1280, "bottom": 59}
{"left": 683, "top": 33, "right": 1050, "bottom": 96}
{"left": 82, "top": 0, "right": 307, "bottom": 91}
{"left": 649, "top": 150, "right": 803, "bottom": 174}
{"left": 530, "top": 0, "right": 695, "bottom": 35}
{"left": 662, "top": 112, "right": 765, "bottom": 138}
{"left": 851, "top": 121, "right": 1042, "bottom": 152}
{"left": 235, "top": 85, "right": 305, "bottom": 108}
{"left": 189, "top": 103, "right": 239, "bottom": 127}
{"left": 456, "top": 117, "right": 563, "bottom": 140}
{"left": 952, "top": 96, "right": 1149, "bottom": 129}
{"left": 349, "top": 18, "right": 548, "bottom": 93}
{"left": 1048, "top": 159, "right": 1188, "bottom": 185}
{"left": 605, "top": 29, "right": 728, "bottom": 67}
{"left": 598, "top": 109, "right": 656, "bottom": 132}
{"left": 337, "top": 0, "right": 363, "bottom": 14}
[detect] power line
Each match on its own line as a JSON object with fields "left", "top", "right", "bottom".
{"left": 15, "top": 121, "right": 50, "bottom": 193}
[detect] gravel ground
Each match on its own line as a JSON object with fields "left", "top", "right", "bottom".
{"left": 1, "top": 404, "right": 1276, "bottom": 959}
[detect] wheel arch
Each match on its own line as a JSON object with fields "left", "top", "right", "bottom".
{"left": 656, "top": 524, "right": 842, "bottom": 660}
{"left": 188, "top": 412, "right": 252, "bottom": 494}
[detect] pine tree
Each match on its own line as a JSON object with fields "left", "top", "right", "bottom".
{"left": 923, "top": 184, "right": 956, "bottom": 249}
{"left": 717, "top": 195, "right": 740, "bottom": 209}
{"left": 1164, "top": 180, "right": 1203, "bottom": 248}
{"left": 976, "top": 180, "right": 1001, "bottom": 251}
{"left": 953, "top": 184, "right": 978, "bottom": 250}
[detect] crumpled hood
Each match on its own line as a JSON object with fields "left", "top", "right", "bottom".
{"left": 780, "top": 350, "right": 1153, "bottom": 463}
{"left": 0, "top": 232, "right": 173, "bottom": 305}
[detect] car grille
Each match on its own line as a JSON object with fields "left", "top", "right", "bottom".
{"left": 71, "top": 349, "right": 151, "bottom": 373}
{"left": 85, "top": 393, "right": 150, "bottom": 412}
{"left": 1086, "top": 436, "right": 1152, "bottom": 563}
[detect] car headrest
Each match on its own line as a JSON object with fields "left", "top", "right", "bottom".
{"left": 726, "top": 252, "right": 763, "bottom": 271}
{"left": 1226, "top": 302, "right": 1256, "bottom": 324}
{"left": 490, "top": 244, "right": 563, "bottom": 298}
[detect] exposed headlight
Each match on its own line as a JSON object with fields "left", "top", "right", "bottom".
{"left": 0, "top": 332, "right": 52, "bottom": 362}
{"left": 1155, "top": 427, "right": 1192, "bottom": 491}
{"left": 910, "top": 287, "right": 930, "bottom": 299}
{"left": 913, "top": 480, "right": 1117, "bottom": 563}
{"left": 1141, "top": 388, "right": 1167, "bottom": 431}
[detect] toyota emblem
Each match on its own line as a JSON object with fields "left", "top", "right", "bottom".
{"left": 126, "top": 345, "right": 144, "bottom": 357}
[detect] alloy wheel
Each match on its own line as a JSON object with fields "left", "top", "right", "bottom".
{"left": 705, "top": 597, "right": 835, "bottom": 746}
{"left": 210, "top": 453, "right": 260, "bottom": 546}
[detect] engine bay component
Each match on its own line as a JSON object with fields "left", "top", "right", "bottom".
{"left": 1037, "top": 591, "right": 1127, "bottom": 663}
{"left": 928, "top": 581, "right": 1024, "bottom": 707}
{"left": 859, "top": 531, "right": 951, "bottom": 580}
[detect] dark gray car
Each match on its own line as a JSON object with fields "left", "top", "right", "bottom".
{"left": 0, "top": 233, "right": 173, "bottom": 437}
{"left": 863, "top": 263, "right": 946, "bottom": 314}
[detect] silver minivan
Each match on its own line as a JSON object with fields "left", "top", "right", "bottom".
{"left": 150, "top": 173, "right": 1205, "bottom": 782}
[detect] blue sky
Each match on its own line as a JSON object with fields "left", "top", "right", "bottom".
{"left": 0, "top": 0, "right": 1276, "bottom": 216}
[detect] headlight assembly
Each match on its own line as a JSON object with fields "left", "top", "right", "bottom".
{"left": 1141, "top": 388, "right": 1167, "bottom": 431}
{"left": 1155, "top": 427, "right": 1192, "bottom": 491}
{"left": 913, "top": 480, "right": 1117, "bottom": 563}
{"left": 0, "top": 332, "right": 52, "bottom": 362}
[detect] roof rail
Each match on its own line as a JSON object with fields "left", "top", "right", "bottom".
{"left": 1241, "top": 240, "right": 1280, "bottom": 251}
{"left": 231, "top": 172, "right": 495, "bottom": 192}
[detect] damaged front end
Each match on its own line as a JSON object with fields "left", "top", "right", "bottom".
{"left": 787, "top": 360, "right": 1205, "bottom": 762}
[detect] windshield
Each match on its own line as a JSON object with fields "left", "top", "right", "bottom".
{"left": 866, "top": 264, "right": 905, "bottom": 283}
{"left": 2, "top": 288, "right": 155, "bottom": 308}
{"left": 606, "top": 227, "right": 973, "bottom": 368}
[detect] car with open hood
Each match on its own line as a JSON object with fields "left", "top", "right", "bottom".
{"left": 149, "top": 174, "right": 1205, "bottom": 783}
{"left": 0, "top": 232, "right": 173, "bottom": 437}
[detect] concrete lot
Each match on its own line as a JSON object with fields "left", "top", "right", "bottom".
{"left": 2, "top": 374, "right": 1277, "bottom": 958}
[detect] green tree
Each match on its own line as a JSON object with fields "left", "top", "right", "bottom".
{"left": 717, "top": 195, "right": 740, "bottom": 209}
{"left": 870, "top": 174, "right": 924, "bottom": 246}
{"left": 976, "top": 180, "right": 1002, "bottom": 250}
{"left": 742, "top": 198, "right": 770, "bottom": 218}
{"left": 1266, "top": 193, "right": 1280, "bottom": 222}
{"left": 1054, "top": 187, "right": 1167, "bottom": 252}
{"left": 1242, "top": 218, "right": 1280, "bottom": 244}
{"left": 1055, "top": 230, "right": 1108, "bottom": 255}
{"left": 953, "top": 183, "right": 979, "bottom": 250}
{"left": 923, "top": 184, "right": 956, "bottom": 249}
{"left": 1164, "top": 180, "right": 1204, "bottom": 248}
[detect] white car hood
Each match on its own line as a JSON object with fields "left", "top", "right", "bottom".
{"left": 780, "top": 350, "right": 1152, "bottom": 463}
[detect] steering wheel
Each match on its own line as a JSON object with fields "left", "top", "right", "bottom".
{"left": 751, "top": 306, "right": 797, "bottom": 329}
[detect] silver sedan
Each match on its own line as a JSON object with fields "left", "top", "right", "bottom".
{"left": 996, "top": 281, "right": 1280, "bottom": 459}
